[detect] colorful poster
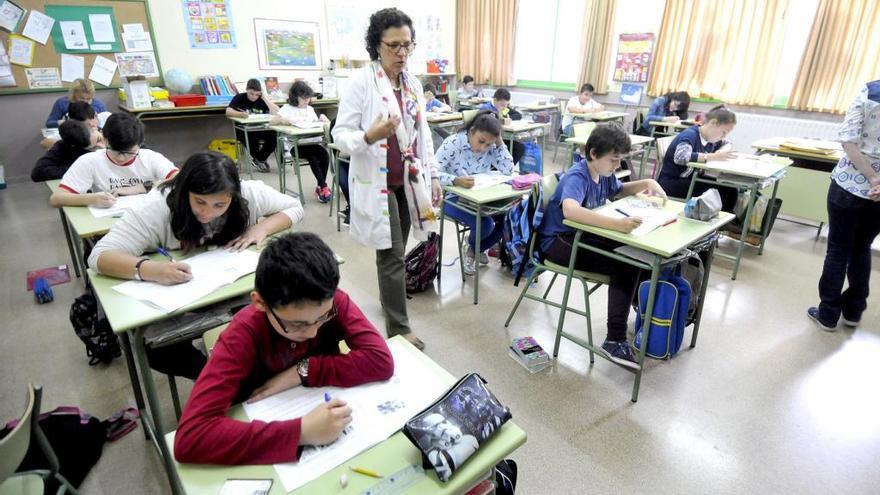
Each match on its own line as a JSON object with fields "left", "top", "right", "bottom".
{"left": 183, "top": 0, "right": 236, "bottom": 49}
{"left": 254, "top": 18, "right": 320, "bottom": 70}
{"left": 613, "top": 33, "right": 654, "bottom": 83}
{"left": 115, "top": 51, "right": 159, "bottom": 77}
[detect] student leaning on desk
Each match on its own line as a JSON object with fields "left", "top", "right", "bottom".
{"left": 636, "top": 90, "right": 691, "bottom": 136}
{"left": 174, "top": 233, "right": 394, "bottom": 465}
{"left": 561, "top": 83, "right": 605, "bottom": 134}
{"left": 86, "top": 151, "right": 303, "bottom": 378}
{"left": 538, "top": 124, "right": 667, "bottom": 369}
{"left": 45, "top": 78, "right": 107, "bottom": 129}
{"left": 226, "top": 78, "right": 281, "bottom": 172}
{"left": 32, "top": 120, "right": 102, "bottom": 182}
{"left": 48, "top": 112, "right": 178, "bottom": 208}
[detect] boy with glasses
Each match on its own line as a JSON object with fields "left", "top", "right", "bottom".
{"left": 175, "top": 232, "right": 394, "bottom": 465}
{"left": 49, "top": 112, "right": 178, "bottom": 208}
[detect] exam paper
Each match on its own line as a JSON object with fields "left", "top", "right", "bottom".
{"left": 597, "top": 200, "right": 677, "bottom": 237}
{"left": 470, "top": 172, "right": 513, "bottom": 190}
{"left": 243, "top": 338, "right": 450, "bottom": 492}
{"left": 87, "top": 194, "right": 152, "bottom": 218}
{"left": 112, "top": 249, "right": 261, "bottom": 313}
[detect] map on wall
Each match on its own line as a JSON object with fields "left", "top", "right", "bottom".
{"left": 182, "top": 0, "right": 236, "bottom": 49}
{"left": 254, "top": 19, "right": 321, "bottom": 70}
{"left": 613, "top": 33, "right": 654, "bottom": 83}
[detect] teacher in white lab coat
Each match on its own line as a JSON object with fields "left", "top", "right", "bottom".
{"left": 332, "top": 7, "right": 442, "bottom": 351}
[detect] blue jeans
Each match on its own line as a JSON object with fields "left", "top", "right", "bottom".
{"left": 817, "top": 181, "right": 880, "bottom": 323}
{"left": 443, "top": 196, "right": 506, "bottom": 253}
{"left": 337, "top": 159, "right": 350, "bottom": 205}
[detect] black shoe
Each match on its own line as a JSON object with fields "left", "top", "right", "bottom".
{"left": 807, "top": 307, "right": 836, "bottom": 332}
{"left": 252, "top": 159, "right": 270, "bottom": 172}
{"left": 343, "top": 206, "right": 350, "bottom": 226}
{"left": 600, "top": 340, "right": 640, "bottom": 370}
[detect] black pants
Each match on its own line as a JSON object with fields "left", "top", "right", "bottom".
{"left": 146, "top": 341, "right": 207, "bottom": 380}
{"left": 235, "top": 129, "right": 277, "bottom": 162}
{"left": 817, "top": 180, "right": 880, "bottom": 324}
{"left": 543, "top": 233, "right": 641, "bottom": 341}
{"left": 660, "top": 176, "right": 738, "bottom": 212}
{"left": 504, "top": 140, "right": 526, "bottom": 165}
{"left": 337, "top": 159, "right": 350, "bottom": 206}
{"left": 297, "top": 144, "right": 330, "bottom": 188}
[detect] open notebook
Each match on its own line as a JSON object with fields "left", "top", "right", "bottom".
{"left": 88, "top": 194, "right": 154, "bottom": 219}
{"left": 596, "top": 199, "right": 677, "bottom": 237}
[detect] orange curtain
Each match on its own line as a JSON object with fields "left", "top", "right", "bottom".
{"left": 647, "top": 0, "right": 789, "bottom": 106}
{"left": 455, "top": 0, "right": 518, "bottom": 86}
{"left": 577, "top": 0, "right": 617, "bottom": 94}
{"left": 788, "top": 0, "right": 880, "bottom": 113}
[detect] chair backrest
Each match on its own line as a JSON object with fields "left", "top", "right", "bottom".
{"left": 202, "top": 323, "right": 230, "bottom": 356}
{"left": 0, "top": 386, "right": 36, "bottom": 484}
{"left": 461, "top": 109, "right": 478, "bottom": 125}
{"left": 572, "top": 122, "right": 596, "bottom": 138}
{"left": 527, "top": 173, "right": 560, "bottom": 260}
{"left": 653, "top": 135, "right": 676, "bottom": 179}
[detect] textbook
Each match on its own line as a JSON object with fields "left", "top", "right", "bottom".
{"left": 509, "top": 336, "right": 551, "bottom": 373}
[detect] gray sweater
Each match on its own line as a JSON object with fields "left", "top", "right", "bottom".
{"left": 88, "top": 180, "right": 303, "bottom": 272}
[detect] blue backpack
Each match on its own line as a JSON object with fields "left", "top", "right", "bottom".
{"left": 519, "top": 141, "right": 543, "bottom": 175}
{"left": 503, "top": 184, "right": 545, "bottom": 285}
{"left": 634, "top": 264, "right": 691, "bottom": 359}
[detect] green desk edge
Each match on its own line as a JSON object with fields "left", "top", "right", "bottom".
{"left": 45, "top": 180, "right": 117, "bottom": 238}
{"left": 442, "top": 183, "right": 526, "bottom": 205}
{"left": 164, "top": 336, "right": 527, "bottom": 495}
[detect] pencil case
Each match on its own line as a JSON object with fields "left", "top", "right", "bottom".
{"left": 403, "top": 373, "right": 511, "bottom": 482}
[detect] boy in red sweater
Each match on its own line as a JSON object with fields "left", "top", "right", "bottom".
{"left": 174, "top": 232, "right": 394, "bottom": 465}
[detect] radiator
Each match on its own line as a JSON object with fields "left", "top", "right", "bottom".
{"left": 728, "top": 113, "right": 841, "bottom": 153}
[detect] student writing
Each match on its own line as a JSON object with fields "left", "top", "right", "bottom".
{"left": 538, "top": 124, "right": 667, "bottom": 369}
{"left": 226, "top": 78, "right": 280, "bottom": 173}
{"left": 479, "top": 88, "right": 524, "bottom": 164}
{"left": 561, "top": 83, "right": 605, "bottom": 134}
{"left": 657, "top": 105, "right": 738, "bottom": 211}
{"left": 174, "top": 232, "right": 393, "bottom": 465}
{"left": 436, "top": 111, "right": 513, "bottom": 275}
{"left": 49, "top": 112, "right": 178, "bottom": 208}
{"left": 457, "top": 75, "right": 478, "bottom": 101}
{"left": 424, "top": 83, "right": 452, "bottom": 113}
{"left": 637, "top": 91, "right": 691, "bottom": 136}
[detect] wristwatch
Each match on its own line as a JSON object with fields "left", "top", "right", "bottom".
{"left": 134, "top": 258, "right": 148, "bottom": 281}
{"left": 296, "top": 358, "right": 310, "bottom": 386}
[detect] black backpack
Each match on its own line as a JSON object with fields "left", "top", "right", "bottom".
{"left": 404, "top": 233, "right": 440, "bottom": 294}
{"left": 69, "top": 293, "right": 121, "bottom": 366}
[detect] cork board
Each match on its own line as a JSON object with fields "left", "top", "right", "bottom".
{"left": 0, "top": 0, "right": 161, "bottom": 96}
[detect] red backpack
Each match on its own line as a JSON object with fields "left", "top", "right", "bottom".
{"left": 405, "top": 233, "right": 440, "bottom": 294}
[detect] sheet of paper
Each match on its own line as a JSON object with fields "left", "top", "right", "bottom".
{"left": 88, "top": 14, "right": 115, "bottom": 42}
{"left": 470, "top": 172, "right": 514, "bottom": 190}
{"left": 87, "top": 193, "right": 152, "bottom": 218}
{"left": 0, "top": 0, "right": 24, "bottom": 32}
{"left": 121, "top": 31, "right": 152, "bottom": 52}
{"left": 59, "top": 20, "right": 87, "bottom": 50}
{"left": 90, "top": 43, "right": 111, "bottom": 51}
{"left": 122, "top": 23, "right": 143, "bottom": 33}
{"left": 24, "top": 67, "right": 61, "bottom": 89}
{"left": 8, "top": 34, "right": 34, "bottom": 66}
{"left": 596, "top": 200, "right": 677, "bottom": 237}
{"left": 60, "top": 53, "right": 84, "bottom": 82}
{"left": 21, "top": 10, "right": 54, "bottom": 44}
{"left": 112, "top": 249, "right": 261, "bottom": 313}
{"left": 243, "top": 339, "right": 450, "bottom": 492}
{"left": 88, "top": 55, "right": 116, "bottom": 86}
{"left": 0, "top": 71, "right": 14, "bottom": 87}
{"left": 115, "top": 51, "right": 158, "bottom": 77}
{"left": 292, "top": 121, "right": 324, "bottom": 128}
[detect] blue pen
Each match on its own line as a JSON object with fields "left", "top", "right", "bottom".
{"left": 156, "top": 246, "right": 174, "bottom": 262}
{"left": 324, "top": 392, "right": 331, "bottom": 402}
{"left": 614, "top": 208, "right": 631, "bottom": 218}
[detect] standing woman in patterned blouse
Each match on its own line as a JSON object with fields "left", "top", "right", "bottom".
{"left": 435, "top": 110, "right": 514, "bottom": 275}
{"left": 807, "top": 80, "right": 880, "bottom": 331}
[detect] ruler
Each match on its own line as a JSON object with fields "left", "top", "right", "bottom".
{"left": 360, "top": 464, "right": 426, "bottom": 495}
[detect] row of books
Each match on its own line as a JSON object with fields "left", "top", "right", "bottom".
{"left": 508, "top": 336, "right": 550, "bottom": 373}
{"left": 200, "top": 75, "right": 238, "bottom": 96}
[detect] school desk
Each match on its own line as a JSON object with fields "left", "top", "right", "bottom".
{"left": 119, "top": 98, "right": 339, "bottom": 122}
{"left": 501, "top": 121, "right": 550, "bottom": 159}
{"left": 648, "top": 119, "right": 696, "bottom": 137}
{"left": 89, "top": 246, "right": 260, "bottom": 495}
{"left": 45, "top": 180, "right": 117, "bottom": 283}
{"left": 515, "top": 103, "right": 562, "bottom": 139}
{"left": 565, "top": 134, "right": 654, "bottom": 177}
{"left": 269, "top": 124, "right": 329, "bottom": 200}
{"left": 426, "top": 111, "right": 464, "bottom": 131}
{"left": 685, "top": 155, "right": 792, "bottom": 280}
{"left": 227, "top": 114, "right": 274, "bottom": 179}
{"left": 752, "top": 137, "right": 842, "bottom": 237}
{"left": 572, "top": 110, "right": 628, "bottom": 126}
{"left": 162, "top": 335, "right": 527, "bottom": 495}
{"left": 561, "top": 199, "right": 734, "bottom": 402}
{"left": 439, "top": 182, "right": 526, "bottom": 304}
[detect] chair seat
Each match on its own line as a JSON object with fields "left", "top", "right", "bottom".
{"left": 0, "top": 474, "right": 45, "bottom": 495}
{"left": 543, "top": 260, "right": 610, "bottom": 284}
{"left": 614, "top": 169, "right": 631, "bottom": 180}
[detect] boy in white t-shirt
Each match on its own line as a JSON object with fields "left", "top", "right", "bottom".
{"left": 50, "top": 112, "right": 179, "bottom": 209}
{"left": 272, "top": 80, "right": 333, "bottom": 203}
{"left": 561, "top": 83, "right": 605, "bottom": 134}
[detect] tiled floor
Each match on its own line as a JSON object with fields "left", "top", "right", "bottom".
{"left": 1, "top": 147, "right": 878, "bottom": 494}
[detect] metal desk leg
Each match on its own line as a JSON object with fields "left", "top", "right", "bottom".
{"left": 757, "top": 179, "right": 781, "bottom": 255}
{"left": 731, "top": 183, "right": 759, "bottom": 280}
{"left": 690, "top": 238, "right": 716, "bottom": 348}
{"left": 632, "top": 257, "right": 662, "bottom": 403}
{"left": 638, "top": 145, "right": 649, "bottom": 179}
{"left": 472, "top": 203, "right": 482, "bottom": 305}
{"left": 58, "top": 210, "right": 80, "bottom": 279}
{"left": 685, "top": 173, "right": 698, "bottom": 200}
{"left": 242, "top": 124, "right": 254, "bottom": 179}
{"left": 292, "top": 138, "right": 305, "bottom": 200}
{"left": 132, "top": 328, "right": 183, "bottom": 495}
{"left": 276, "top": 135, "right": 286, "bottom": 194}
{"left": 437, "top": 205, "right": 446, "bottom": 292}
{"left": 71, "top": 232, "right": 89, "bottom": 287}
{"left": 118, "top": 332, "right": 148, "bottom": 439}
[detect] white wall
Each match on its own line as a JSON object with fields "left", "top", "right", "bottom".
{"left": 147, "top": 0, "right": 456, "bottom": 83}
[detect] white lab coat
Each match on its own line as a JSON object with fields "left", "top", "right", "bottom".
{"left": 332, "top": 64, "right": 438, "bottom": 250}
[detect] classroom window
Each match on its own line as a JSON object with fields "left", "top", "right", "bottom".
{"left": 771, "top": 0, "right": 821, "bottom": 106}
{"left": 513, "top": 0, "right": 586, "bottom": 87}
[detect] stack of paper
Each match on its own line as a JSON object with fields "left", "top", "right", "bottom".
{"left": 780, "top": 138, "right": 841, "bottom": 155}
{"left": 243, "top": 338, "right": 450, "bottom": 492}
{"left": 292, "top": 121, "right": 324, "bottom": 129}
{"left": 471, "top": 172, "right": 513, "bottom": 190}
{"left": 87, "top": 194, "right": 152, "bottom": 218}
{"left": 112, "top": 249, "right": 260, "bottom": 312}
{"left": 597, "top": 200, "right": 677, "bottom": 237}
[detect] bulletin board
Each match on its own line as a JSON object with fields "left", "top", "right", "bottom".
{"left": 0, "top": 0, "right": 161, "bottom": 96}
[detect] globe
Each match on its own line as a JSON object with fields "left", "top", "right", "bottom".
{"left": 164, "top": 68, "right": 194, "bottom": 94}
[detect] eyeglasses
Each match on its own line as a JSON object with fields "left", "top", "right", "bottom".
{"left": 108, "top": 148, "right": 140, "bottom": 158}
{"left": 268, "top": 304, "right": 337, "bottom": 333}
{"left": 381, "top": 41, "right": 417, "bottom": 55}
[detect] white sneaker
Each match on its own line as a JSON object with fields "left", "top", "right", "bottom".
{"left": 479, "top": 251, "right": 489, "bottom": 265}
{"left": 842, "top": 316, "right": 860, "bottom": 328}
{"left": 463, "top": 249, "right": 476, "bottom": 276}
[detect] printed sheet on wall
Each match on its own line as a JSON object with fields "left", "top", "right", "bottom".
{"left": 182, "top": 0, "right": 236, "bottom": 49}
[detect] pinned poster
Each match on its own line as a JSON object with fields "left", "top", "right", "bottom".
{"left": 0, "top": 57, "right": 14, "bottom": 87}
{"left": 59, "top": 20, "right": 87, "bottom": 50}
{"left": 88, "top": 55, "right": 117, "bottom": 86}
{"left": 122, "top": 31, "right": 152, "bottom": 52}
{"left": 88, "top": 13, "right": 115, "bottom": 43}
{"left": 22, "top": 10, "right": 54, "bottom": 44}
{"left": 122, "top": 23, "right": 143, "bottom": 33}
{"left": 8, "top": 34, "right": 35, "bottom": 66}
{"left": 60, "top": 53, "right": 84, "bottom": 82}
{"left": 24, "top": 67, "right": 62, "bottom": 89}
{"left": 0, "top": 0, "right": 24, "bottom": 32}
{"left": 115, "top": 51, "right": 158, "bottom": 77}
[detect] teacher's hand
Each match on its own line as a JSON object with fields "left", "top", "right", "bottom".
{"left": 365, "top": 114, "right": 401, "bottom": 144}
{"left": 432, "top": 178, "right": 442, "bottom": 207}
